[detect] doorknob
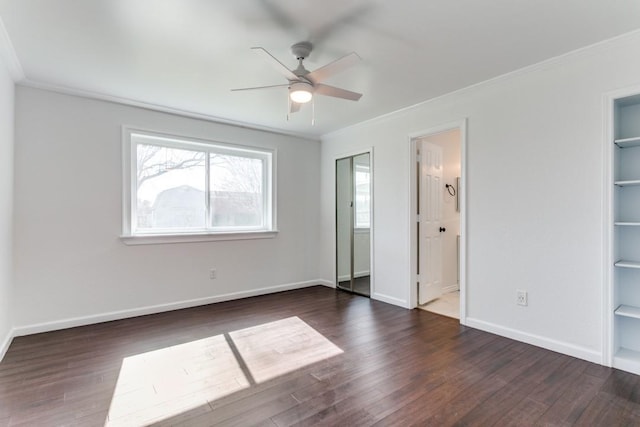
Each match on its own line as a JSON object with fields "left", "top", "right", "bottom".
{"left": 439, "top": 227, "right": 446, "bottom": 232}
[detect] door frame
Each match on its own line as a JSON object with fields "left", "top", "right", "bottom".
{"left": 334, "top": 147, "right": 375, "bottom": 297}
{"left": 408, "top": 119, "right": 467, "bottom": 324}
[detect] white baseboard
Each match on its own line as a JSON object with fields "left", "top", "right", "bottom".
{"left": 465, "top": 317, "right": 601, "bottom": 364}
{"left": 0, "top": 327, "right": 14, "bottom": 362}
{"left": 13, "top": 280, "right": 327, "bottom": 338}
{"left": 372, "top": 292, "right": 409, "bottom": 308}
{"left": 442, "top": 284, "right": 459, "bottom": 294}
{"left": 316, "top": 280, "right": 336, "bottom": 288}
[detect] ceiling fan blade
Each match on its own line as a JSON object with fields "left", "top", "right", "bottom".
{"left": 251, "top": 47, "right": 298, "bottom": 81}
{"left": 259, "top": 0, "right": 298, "bottom": 32}
{"left": 306, "top": 52, "right": 361, "bottom": 84}
{"left": 314, "top": 84, "right": 362, "bottom": 101}
{"left": 290, "top": 101, "right": 301, "bottom": 113}
{"left": 231, "top": 83, "right": 289, "bottom": 92}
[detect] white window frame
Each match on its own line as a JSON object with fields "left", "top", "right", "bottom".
{"left": 121, "top": 127, "right": 277, "bottom": 245}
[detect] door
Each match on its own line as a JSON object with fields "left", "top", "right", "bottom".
{"left": 336, "top": 157, "right": 353, "bottom": 292}
{"left": 418, "top": 141, "right": 443, "bottom": 304}
{"left": 336, "top": 153, "right": 372, "bottom": 297}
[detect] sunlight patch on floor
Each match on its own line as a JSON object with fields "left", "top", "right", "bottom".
{"left": 228, "top": 316, "right": 344, "bottom": 383}
{"left": 105, "top": 316, "right": 343, "bottom": 426}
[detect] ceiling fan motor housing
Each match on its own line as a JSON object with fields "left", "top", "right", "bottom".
{"left": 291, "top": 41, "right": 313, "bottom": 60}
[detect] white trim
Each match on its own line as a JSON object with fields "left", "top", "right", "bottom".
{"left": 12, "top": 280, "right": 326, "bottom": 337}
{"left": 19, "top": 79, "right": 321, "bottom": 141}
{"left": 603, "top": 91, "right": 615, "bottom": 367}
{"left": 408, "top": 120, "right": 468, "bottom": 325}
{"left": 316, "top": 279, "right": 336, "bottom": 289}
{"left": 0, "top": 327, "right": 15, "bottom": 362}
{"left": 441, "top": 284, "right": 459, "bottom": 294}
{"left": 0, "top": 16, "right": 24, "bottom": 82}
{"left": 334, "top": 148, "right": 375, "bottom": 161}
{"left": 372, "top": 292, "right": 409, "bottom": 308}
{"left": 324, "top": 29, "right": 640, "bottom": 141}
{"left": 465, "top": 317, "right": 601, "bottom": 364}
{"left": 369, "top": 148, "right": 376, "bottom": 299}
{"left": 459, "top": 120, "right": 468, "bottom": 325}
{"left": 614, "top": 351, "right": 640, "bottom": 376}
{"left": 120, "top": 230, "right": 278, "bottom": 245}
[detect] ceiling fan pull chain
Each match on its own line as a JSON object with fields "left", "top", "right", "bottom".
{"left": 312, "top": 97, "right": 315, "bottom": 126}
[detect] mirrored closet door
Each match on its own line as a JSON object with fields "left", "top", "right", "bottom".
{"left": 336, "top": 152, "right": 371, "bottom": 297}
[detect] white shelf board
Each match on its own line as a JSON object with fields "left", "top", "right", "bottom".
{"left": 615, "top": 222, "right": 640, "bottom": 226}
{"left": 615, "top": 260, "right": 640, "bottom": 269}
{"left": 615, "top": 305, "right": 640, "bottom": 319}
{"left": 614, "top": 180, "right": 640, "bottom": 187}
{"left": 615, "top": 136, "right": 640, "bottom": 148}
{"left": 614, "top": 348, "right": 640, "bottom": 376}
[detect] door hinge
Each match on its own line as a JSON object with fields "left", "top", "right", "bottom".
{"left": 416, "top": 214, "right": 421, "bottom": 222}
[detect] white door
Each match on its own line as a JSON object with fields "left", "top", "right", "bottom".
{"left": 418, "top": 141, "right": 443, "bottom": 304}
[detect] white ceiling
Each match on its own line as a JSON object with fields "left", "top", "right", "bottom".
{"left": 2, "top": 0, "right": 640, "bottom": 138}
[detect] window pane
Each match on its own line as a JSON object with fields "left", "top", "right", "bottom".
{"left": 136, "top": 144, "right": 206, "bottom": 230}
{"left": 354, "top": 162, "right": 370, "bottom": 229}
{"left": 209, "top": 154, "right": 264, "bottom": 228}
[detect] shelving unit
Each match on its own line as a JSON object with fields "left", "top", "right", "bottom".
{"left": 614, "top": 179, "right": 640, "bottom": 187}
{"left": 615, "top": 136, "right": 640, "bottom": 148}
{"left": 615, "top": 260, "right": 640, "bottom": 269}
{"left": 612, "top": 94, "right": 640, "bottom": 375}
{"left": 615, "top": 305, "right": 640, "bottom": 320}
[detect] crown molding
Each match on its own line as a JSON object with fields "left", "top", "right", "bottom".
{"left": 19, "top": 79, "right": 320, "bottom": 142}
{"left": 324, "top": 28, "right": 640, "bottom": 140}
{"left": 0, "top": 15, "right": 24, "bottom": 82}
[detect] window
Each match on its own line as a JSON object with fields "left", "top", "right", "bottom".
{"left": 122, "top": 129, "right": 275, "bottom": 243}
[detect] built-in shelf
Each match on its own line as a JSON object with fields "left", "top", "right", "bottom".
{"left": 615, "top": 305, "right": 640, "bottom": 319}
{"left": 614, "top": 348, "right": 640, "bottom": 375}
{"left": 615, "top": 180, "right": 640, "bottom": 187}
{"left": 611, "top": 98, "right": 640, "bottom": 378}
{"left": 615, "top": 136, "right": 640, "bottom": 148}
{"left": 615, "top": 260, "right": 640, "bottom": 269}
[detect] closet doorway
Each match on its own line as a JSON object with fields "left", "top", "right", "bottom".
{"left": 336, "top": 151, "right": 372, "bottom": 297}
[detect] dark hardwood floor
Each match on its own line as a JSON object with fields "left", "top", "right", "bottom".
{"left": 1, "top": 286, "right": 639, "bottom": 426}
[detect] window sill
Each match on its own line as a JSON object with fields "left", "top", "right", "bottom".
{"left": 120, "top": 230, "right": 278, "bottom": 245}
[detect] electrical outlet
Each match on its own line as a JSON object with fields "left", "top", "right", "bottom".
{"left": 209, "top": 269, "right": 217, "bottom": 280}
{"left": 517, "top": 290, "right": 528, "bottom": 306}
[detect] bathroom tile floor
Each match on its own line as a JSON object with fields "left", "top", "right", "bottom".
{"left": 419, "top": 290, "right": 459, "bottom": 319}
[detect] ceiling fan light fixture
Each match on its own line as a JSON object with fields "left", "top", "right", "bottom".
{"left": 289, "top": 82, "right": 313, "bottom": 103}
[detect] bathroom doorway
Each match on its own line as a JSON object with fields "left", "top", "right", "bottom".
{"left": 411, "top": 126, "right": 464, "bottom": 319}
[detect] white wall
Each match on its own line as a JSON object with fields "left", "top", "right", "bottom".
{"left": 419, "top": 130, "right": 461, "bottom": 292}
{"left": 320, "top": 31, "right": 640, "bottom": 362}
{"left": 12, "top": 86, "right": 322, "bottom": 332}
{"left": 0, "top": 45, "right": 14, "bottom": 356}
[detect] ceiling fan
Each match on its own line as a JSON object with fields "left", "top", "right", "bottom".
{"left": 232, "top": 41, "right": 362, "bottom": 119}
